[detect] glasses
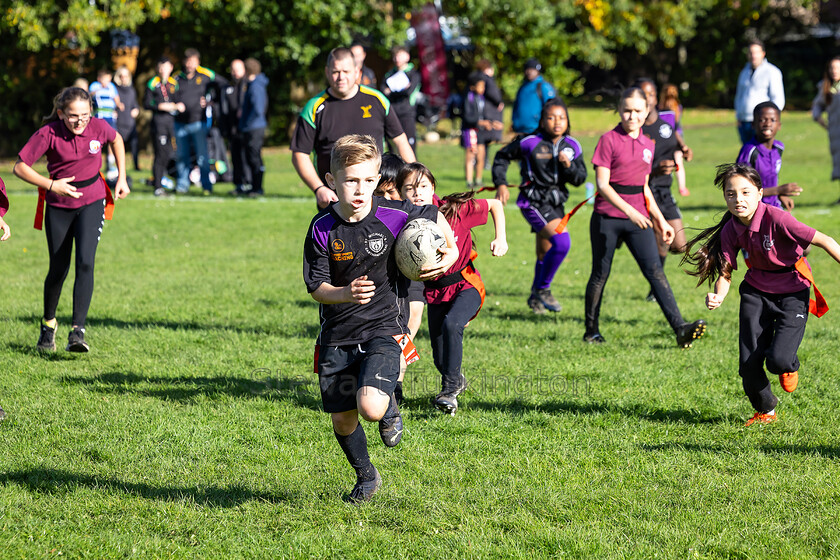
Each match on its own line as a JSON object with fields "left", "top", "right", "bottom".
{"left": 64, "top": 113, "right": 91, "bottom": 123}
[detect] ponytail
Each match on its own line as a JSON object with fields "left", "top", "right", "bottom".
{"left": 44, "top": 87, "right": 93, "bottom": 123}
{"left": 681, "top": 163, "right": 762, "bottom": 287}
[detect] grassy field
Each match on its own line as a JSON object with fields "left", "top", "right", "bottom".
{"left": 2, "top": 108, "right": 840, "bottom": 559}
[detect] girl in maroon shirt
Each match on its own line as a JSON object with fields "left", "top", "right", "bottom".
{"left": 684, "top": 163, "right": 840, "bottom": 425}
{"left": 13, "top": 87, "right": 130, "bottom": 353}
{"left": 399, "top": 162, "right": 507, "bottom": 415}
{"left": 585, "top": 87, "right": 706, "bottom": 348}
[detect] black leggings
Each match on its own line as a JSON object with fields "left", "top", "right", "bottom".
{"left": 242, "top": 128, "right": 265, "bottom": 192}
{"left": 585, "top": 212, "right": 684, "bottom": 335}
{"left": 427, "top": 287, "right": 482, "bottom": 392}
{"left": 151, "top": 119, "right": 174, "bottom": 189}
{"left": 44, "top": 200, "right": 105, "bottom": 328}
{"left": 739, "top": 282, "right": 809, "bottom": 413}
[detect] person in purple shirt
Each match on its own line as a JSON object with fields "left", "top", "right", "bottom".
{"left": 585, "top": 87, "right": 706, "bottom": 348}
{"left": 684, "top": 163, "right": 840, "bottom": 426}
{"left": 13, "top": 87, "right": 130, "bottom": 353}
{"left": 493, "top": 99, "right": 586, "bottom": 314}
{"left": 736, "top": 101, "right": 802, "bottom": 211}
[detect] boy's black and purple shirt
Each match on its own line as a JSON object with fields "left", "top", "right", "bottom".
{"left": 737, "top": 138, "right": 785, "bottom": 209}
{"left": 303, "top": 197, "right": 437, "bottom": 346}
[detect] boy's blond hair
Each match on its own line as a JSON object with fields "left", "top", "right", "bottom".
{"left": 330, "top": 134, "right": 382, "bottom": 176}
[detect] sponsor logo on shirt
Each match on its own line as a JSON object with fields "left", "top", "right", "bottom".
{"left": 365, "top": 232, "right": 387, "bottom": 256}
{"left": 330, "top": 238, "right": 354, "bottom": 261}
{"left": 659, "top": 123, "right": 672, "bottom": 139}
{"left": 642, "top": 148, "right": 652, "bottom": 164}
{"left": 535, "top": 145, "right": 551, "bottom": 160}
{"left": 775, "top": 159, "right": 782, "bottom": 175}
{"left": 763, "top": 235, "right": 774, "bottom": 250}
{"left": 89, "top": 140, "right": 102, "bottom": 154}
{"left": 361, "top": 104, "right": 373, "bottom": 119}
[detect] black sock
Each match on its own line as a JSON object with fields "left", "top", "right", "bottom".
{"left": 335, "top": 423, "right": 376, "bottom": 482}
{"left": 383, "top": 391, "right": 399, "bottom": 420}
{"left": 394, "top": 381, "right": 404, "bottom": 404}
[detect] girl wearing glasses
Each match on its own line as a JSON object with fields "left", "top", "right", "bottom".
{"left": 13, "top": 87, "right": 130, "bottom": 353}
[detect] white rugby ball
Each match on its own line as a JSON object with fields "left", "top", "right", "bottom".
{"left": 395, "top": 218, "right": 447, "bottom": 281}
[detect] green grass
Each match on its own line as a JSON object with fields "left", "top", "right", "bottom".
{"left": 2, "top": 108, "right": 840, "bottom": 559}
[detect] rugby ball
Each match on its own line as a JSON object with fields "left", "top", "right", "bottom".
{"left": 395, "top": 218, "right": 447, "bottom": 281}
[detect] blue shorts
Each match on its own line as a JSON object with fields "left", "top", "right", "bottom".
{"left": 315, "top": 336, "right": 400, "bottom": 413}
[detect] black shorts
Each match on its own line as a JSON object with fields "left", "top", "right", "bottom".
{"left": 316, "top": 336, "right": 400, "bottom": 413}
{"left": 651, "top": 186, "right": 682, "bottom": 221}
{"left": 407, "top": 279, "right": 425, "bottom": 303}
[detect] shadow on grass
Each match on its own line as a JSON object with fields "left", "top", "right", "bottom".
{"left": 13, "top": 313, "right": 320, "bottom": 339}
{"left": 61, "top": 370, "right": 323, "bottom": 410}
{"left": 464, "top": 397, "right": 735, "bottom": 424}
{"left": 640, "top": 442, "right": 840, "bottom": 459}
{"left": 0, "top": 468, "right": 292, "bottom": 506}
{"left": 7, "top": 342, "right": 83, "bottom": 361}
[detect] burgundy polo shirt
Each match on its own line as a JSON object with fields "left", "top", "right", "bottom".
{"left": 0, "top": 177, "right": 8, "bottom": 217}
{"left": 721, "top": 202, "right": 816, "bottom": 293}
{"left": 18, "top": 118, "right": 115, "bottom": 210}
{"left": 591, "top": 125, "right": 653, "bottom": 219}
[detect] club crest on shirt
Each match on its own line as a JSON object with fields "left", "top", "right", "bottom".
{"left": 361, "top": 105, "right": 373, "bottom": 119}
{"left": 659, "top": 123, "right": 672, "bottom": 138}
{"left": 643, "top": 148, "right": 652, "bottom": 164}
{"left": 763, "top": 235, "right": 774, "bottom": 250}
{"left": 561, "top": 147, "right": 575, "bottom": 161}
{"left": 89, "top": 140, "right": 101, "bottom": 154}
{"left": 365, "top": 232, "right": 387, "bottom": 256}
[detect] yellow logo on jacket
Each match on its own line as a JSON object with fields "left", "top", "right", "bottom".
{"left": 361, "top": 105, "right": 372, "bottom": 118}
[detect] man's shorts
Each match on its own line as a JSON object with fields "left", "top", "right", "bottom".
{"left": 315, "top": 336, "right": 400, "bottom": 413}
{"left": 650, "top": 185, "right": 682, "bottom": 221}
{"left": 516, "top": 189, "right": 565, "bottom": 234}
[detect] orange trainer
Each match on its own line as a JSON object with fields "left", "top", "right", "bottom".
{"left": 745, "top": 412, "right": 777, "bottom": 427}
{"left": 780, "top": 370, "right": 799, "bottom": 393}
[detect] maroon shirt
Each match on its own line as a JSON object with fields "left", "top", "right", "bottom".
{"left": 0, "top": 177, "right": 8, "bottom": 217}
{"left": 591, "top": 125, "right": 653, "bottom": 219}
{"left": 721, "top": 202, "right": 816, "bottom": 294}
{"left": 424, "top": 198, "right": 489, "bottom": 304}
{"left": 18, "top": 118, "right": 115, "bottom": 210}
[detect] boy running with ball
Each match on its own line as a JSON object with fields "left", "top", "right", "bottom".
{"left": 303, "top": 134, "right": 458, "bottom": 503}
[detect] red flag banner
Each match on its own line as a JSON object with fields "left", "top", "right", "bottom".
{"left": 412, "top": 4, "right": 449, "bottom": 108}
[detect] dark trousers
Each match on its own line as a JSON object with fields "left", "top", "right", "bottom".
{"left": 44, "top": 200, "right": 105, "bottom": 328}
{"left": 229, "top": 133, "right": 250, "bottom": 188}
{"left": 118, "top": 125, "right": 139, "bottom": 170}
{"left": 585, "top": 212, "right": 684, "bottom": 335}
{"left": 151, "top": 119, "right": 174, "bottom": 189}
{"left": 242, "top": 128, "right": 265, "bottom": 193}
{"left": 739, "top": 282, "right": 810, "bottom": 413}
{"left": 427, "top": 287, "right": 482, "bottom": 392}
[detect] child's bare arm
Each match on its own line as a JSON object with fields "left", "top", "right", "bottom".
{"left": 311, "top": 276, "right": 376, "bottom": 305}
{"left": 811, "top": 231, "right": 840, "bottom": 265}
{"left": 418, "top": 214, "right": 459, "bottom": 279}
{"left": 486, "top": 199, "right": 508, "bottom": 256}
{"left": 0, "top": 216, "right": 9, "bottom": 241}
{"left": 706, "top": 276, "right": 731, "bottom": 310}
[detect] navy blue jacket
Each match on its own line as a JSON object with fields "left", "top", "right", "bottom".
{"left": 240, "top": 73, "right": 268, "bottom": 132}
